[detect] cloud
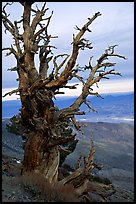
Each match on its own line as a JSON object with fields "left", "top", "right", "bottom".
{"left": 2, "top": 78, "right": 134, "bottom": 101}
{"left": 2, "top": 2, "right": 134, "bottom": 89}
{"left": 2, "top": 88, "right": 20, "bottom": 101}
{"left": 57, "top": 79, "right": 134, "bottom": 97}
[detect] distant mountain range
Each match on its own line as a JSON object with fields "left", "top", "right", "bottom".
{"left": 2, "top": 92, "right": 134, "bottom": 124}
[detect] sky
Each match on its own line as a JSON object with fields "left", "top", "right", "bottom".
{"left": 2, "top": 2, "right": 134, "bottom": 101}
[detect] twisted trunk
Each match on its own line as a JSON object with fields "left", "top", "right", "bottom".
{"left": 22, "top": 131, "right": 60, "bottom": 183}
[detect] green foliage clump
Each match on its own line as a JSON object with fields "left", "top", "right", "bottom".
{"left": 91, "top": 175, "right": 112, "bottom": 185}
{"left": 6, "top": 114, "right": 26, "bottom": 135}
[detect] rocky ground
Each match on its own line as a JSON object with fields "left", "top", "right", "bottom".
{"left": 2, "top": 119, "right": 134, "bottom": 202}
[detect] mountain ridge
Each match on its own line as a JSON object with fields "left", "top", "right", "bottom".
{"left": 2, "top": 93, "right": 134, "bottom": 124}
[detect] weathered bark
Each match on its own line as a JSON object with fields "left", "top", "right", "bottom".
{"left": 22, "top": 131, "right": 60, "bottom": 183}
{"left": 60, "top": 138, "right": 95, "bottom": 196}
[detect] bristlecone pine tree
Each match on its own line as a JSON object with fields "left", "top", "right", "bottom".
{"left": 2, "top": 2, "right": 126, "bottom": 198}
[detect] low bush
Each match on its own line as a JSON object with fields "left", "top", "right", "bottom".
{"left": 91, "top": 175, "right": 112, "bottom": 185}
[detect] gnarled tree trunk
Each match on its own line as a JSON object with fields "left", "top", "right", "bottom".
{"left": 2, "top": 2, "right": 126, "bottom": 199}
{"left": 22, "top": 131, "right": 60, "bottom": 183}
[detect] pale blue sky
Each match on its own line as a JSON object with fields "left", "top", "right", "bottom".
{"left": 2, "top": 2, "right": 134, "bottom": 97}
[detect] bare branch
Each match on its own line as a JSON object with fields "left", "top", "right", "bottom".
{"left": 14, "top": 21, "right": 22, "bottom": 54}
{"left": 70, "top": 73, "right": 85, "bottom": 85}
{"left": 33, "top": 26, "right": 46, "bottom": 40}
{"left": 97, "top": 45, "right": 127, "bottom": 65}
{"left": 39, "top": 45, "right": 54, "bottom": 79}
{"left": 84, "top": 137, "right": 95, "bottom": 171}
{"left": 74, "top": 25, "right": 81, "bottom": 31}
{"left": 2, "top": 14, "right": 14, "bottom": 34}
{"left": 45, "top": 12, "right": 101, "bottom": 89}
{"left": 53, "top": 54, "right": 70, "bottom": 78}
{"left": 77, "top": 38, "right": 93, "bottom": 50}
{"left": 3, "top": 88, "right": 19, "bottom": 97}
{"left": 29, "top": 74, "right": 54, "bottom": 95}
{"left": 105, "top": 44, "right": 118, "bottom": 54}
{"left": 57, "top": 44, "right": 125, "bottom": 119}
{"left": 31, "top": 4, "right": 52, "bottom": 40}
{"left": 63, "top": 84, "right": 79, "bottom": 89}
{"left": 89, "top": 91, "right": 104, "bottom": 99}
{"left": 2, "top": 47, "right": 18, "bottom": 58}
{"left": 107, "top": 53, "right": 127, "bottom": 60}
{"left": 3, "top": 2, "right": 13, "bottom": 12}
{"left": 84, "top": 100, "right": 98, "bottom": 112}
{"left": 60, "top": 12, "right": 101, "bottom": 76}
{"left": 71, "top": 116, "right": 81, "bottom": 130}
{"left": 54, "top": 91, "right": 65, "bottom": 95}
{"left": 46, "top": 135, "right": 75, "bottom": 148}
{"left": 32, "top": 10, "right": 54, "bottom": 42}
{"left": 58, "top": 107, "right": 85, "bottom": 120}
{"left": 75, "top": 12, "right": 101, "bottom": 42}
{"left": 7, "top": 67, "right": 18, "bottom": 72}
{"left": 75, "top": 155, "right": 82, "bottom": 169}
{"left": 100, "top": 62, "right": 116, "bottom": 68}
{"left": 60, "top": 138, "right": 95, "bottom": 189}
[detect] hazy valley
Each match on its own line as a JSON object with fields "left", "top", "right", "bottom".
{"left": 2, "top": 92, "right": 134, "bottom": 201}
{"left": 2, "top": 92, "right": 134, "bottom": 125}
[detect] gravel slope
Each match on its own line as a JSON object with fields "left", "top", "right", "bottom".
{"left": 2, "top": 119, "right": 134, "bottom": 202}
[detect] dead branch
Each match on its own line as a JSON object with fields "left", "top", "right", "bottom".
{"left": 39, "top": 46, "right": 53, "bottom": 79}
{"left": 2, "top": 47, "right": 18, "bottom": 58}
{"left": 56, "top": 44, "right": 126, "bottom": 126}
{"left": 97, "top": 45, "right": 127, "bottom": 65}
{"left": 59, "top": 12, "right": 101, "bottom": 80}
{"left": 14, "top": 21, "right": 22, "bottom": 54}
{"left": 71, "top": 116, "right": 81, "bottom": 130}
{"left": 80, "top": 56, "right": 93, "bottom": 71}
{"left": 89, "top": 91, "right": 104, "bottom": 98}
{"left": 2, "top": 13, "right": 14, "bottom": 34}
{"left": 29, "top": 74, "right": 54, "bottom": 95}
{"left": 53, "top": 54, "right": 70, "bottom": 78}
{"left": 46, "top": 135, "right": 75, "bottom": 148}
{"left": 7, "top": 67, "right": 18, "bottom": 72}
{"left": 45, "top": 12, "right": 102, "bottom": 89}
{"left": 60, "top": 139, "right": 95, "bottom": 195}
{"left": 33, "top": 10, "right": 53, "bottom": 40}
{"left": 83, "top": 100, "right": 98, "bottom": 112}
{"left": 84, "top": 137, "right": 95, "bottom": 171}
{"left": 70, "top": 73, "right": 85, "bottom": 85}
{"left": 3, "top": 88, "right": 20, "bottom": 97}
{"left": 75, "top": 155, "right": 82, "bottom": 169}
{"left": 63, "top": 84, "right": 79, "bottom": 89}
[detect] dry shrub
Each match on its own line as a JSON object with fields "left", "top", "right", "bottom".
{"left": 21, "top": 171, "right": 79, "bottom": 202}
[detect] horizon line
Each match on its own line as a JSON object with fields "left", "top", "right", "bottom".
{"left": 2, "top": 78, "right": 134, "bottom": 101}
{"left": 2, "top": 91, "right": 134, "bottom": 103}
